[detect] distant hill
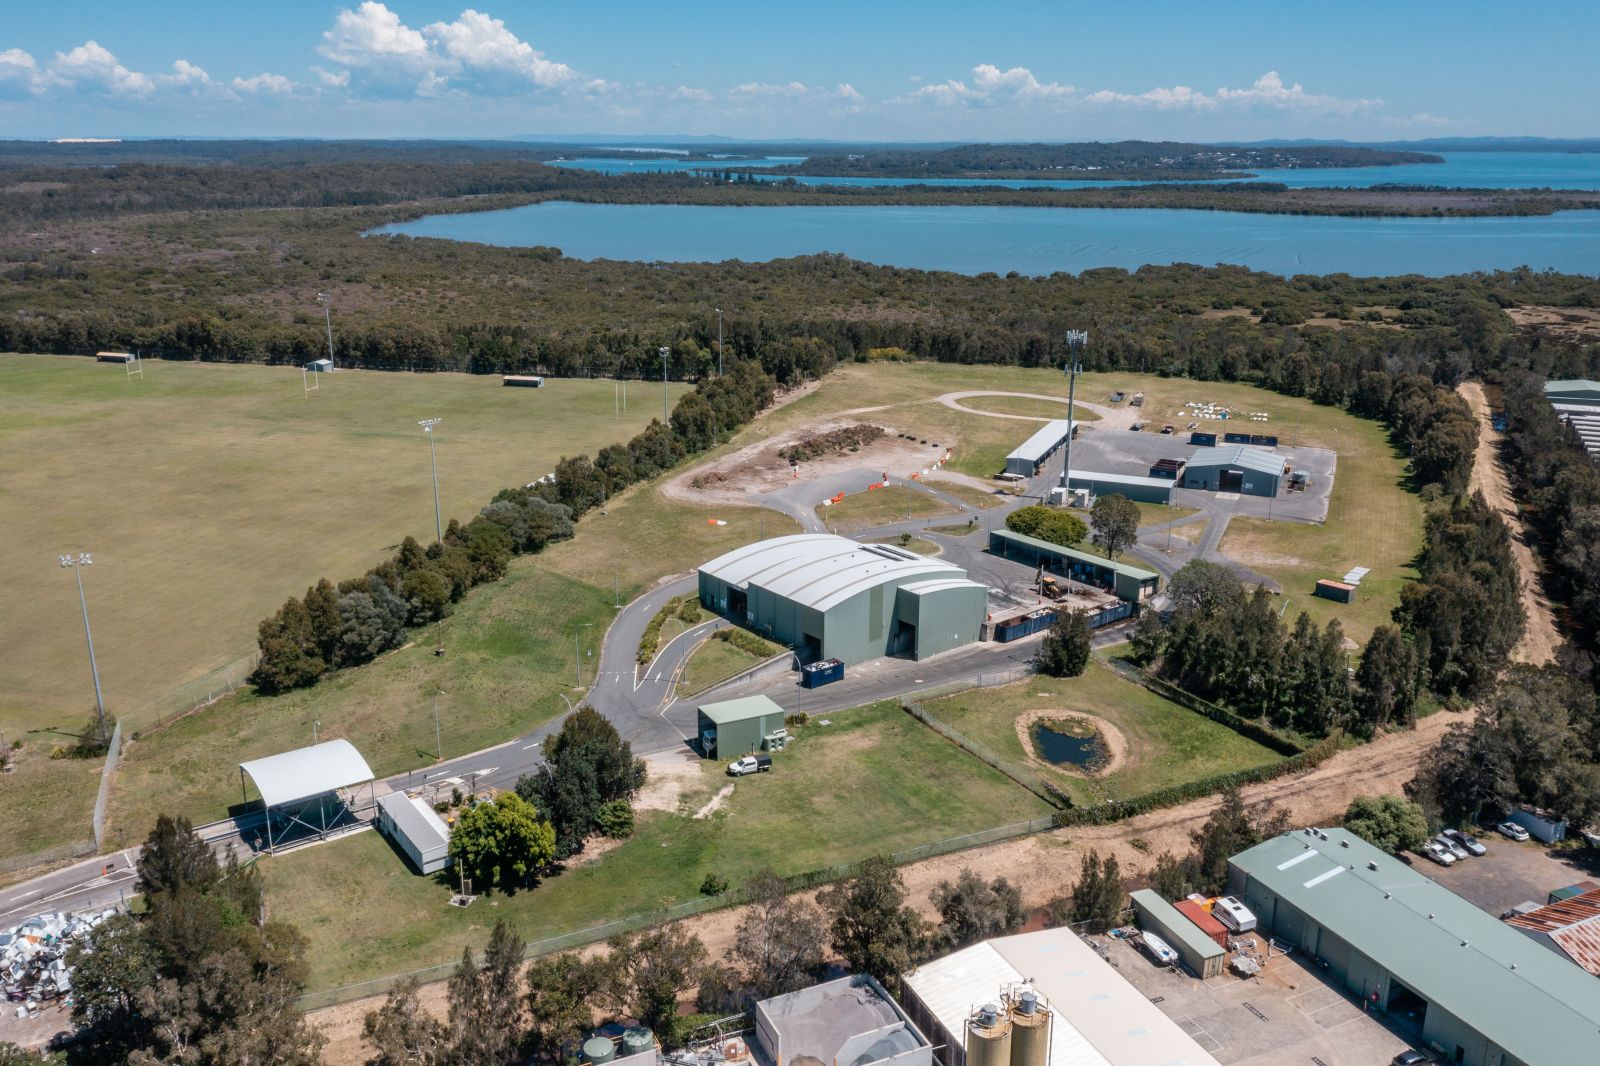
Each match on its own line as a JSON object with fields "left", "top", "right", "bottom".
{"left": 768, "top": 141, "right": 1443, "bottom": 181}
{"left": 1236, "top": 137, "right": 1600, "bottom": 154}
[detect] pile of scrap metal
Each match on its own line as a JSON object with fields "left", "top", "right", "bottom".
{"left": 3, "top": 908, "right": 114, "bottom": 1016}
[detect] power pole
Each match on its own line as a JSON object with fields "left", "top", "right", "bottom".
{"left": 715, "top": 308, "right": 724, "bottom": 376}
{"left": 659, "top": 346, "right": 670, "bottom": 423}
{"left": 1059, "top": 330, "right": 1088, "bottom": 504}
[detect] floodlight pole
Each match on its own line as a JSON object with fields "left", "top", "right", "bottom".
{"left": 433, "top": 691, "right": 443, "bottom": 761}
{"left": 316, "top": 292, "right": 335, "bottom": 363}
{"left": 714, "top": 309, "right": 726, "bottom": 376}
{"left": 1059, "top": 330, "right": 1088, "bottom": 503}
{"left": 659, "top": 346, "right": 670, "bottom": 424}
{"left": 60, "top": 553, "right": 108, "bottom": 743}
{"left": 419, "top": 419, "right": 444, "bottom": 545}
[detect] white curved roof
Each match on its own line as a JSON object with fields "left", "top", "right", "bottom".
{"left": 240, "top": 739, "right": 375, "bottom": 809}
{"left": 1006, "top": 418, "right": 1078, "bottom": 464}
{"left": 701, "top": 534, "right": 967, "bottom": 612}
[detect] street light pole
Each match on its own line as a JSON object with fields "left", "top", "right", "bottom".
{"left": 715, "top": 308, "right": 724, "bottom": 376}
{"left": 659, "top": 346, "right": 670, "bottom": 424}
{"left": 316, "top": 293, "right": 334, "bottom": 364}
{"left": 313, "top": 719, "right": 320, "bottom": 745}
{"left": 59, "top": 553, "right": 108, "bottom": 743}
{"left": 1059, "top": 330, "right": 1088, "bottom": 503}
{"left": 575, "top": 623, "right": 595, "bottom": 688}
{"left": 433, "top": 690, "right": 443, "bottom": 761}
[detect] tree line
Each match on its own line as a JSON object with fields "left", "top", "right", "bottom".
{"left": 251, "top": 359, "right": 776, "bottom": 692}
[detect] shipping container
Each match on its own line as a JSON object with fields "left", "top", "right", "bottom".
{"left": 1173, "top": 899, "right": 1230, "bottom": 949}
{"left": 1314, "top": 579, "right": 1356, "bottom": 604}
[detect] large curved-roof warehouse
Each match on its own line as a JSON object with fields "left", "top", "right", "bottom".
{"left": 698, "top": 534, "right": 988, "bottom": 665}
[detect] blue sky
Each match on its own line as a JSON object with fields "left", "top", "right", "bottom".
{"left": 2, "top": 1, "right": 1595, "bottom": 141}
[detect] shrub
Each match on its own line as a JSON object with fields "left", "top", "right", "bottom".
{"left": 700, "top": 873, "right": 729, "bottom": 896}
{"left": 596, "top": 799, "right": 635, "bottom": 839}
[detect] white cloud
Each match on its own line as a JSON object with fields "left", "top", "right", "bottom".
{"left": 668, "top": 85, "right": 712, "bottom": 102}
{"left": 0, "top": 48, "right": 42, "bottom": 98}
{"left": 732, "top": 80, "right": 810, "bottom": 97}
{"left": 311, "top": 66, "right": 351, "bottom": 89}
{"left": 910, "top": 63, "right": 1073, "bottom": 108}
{"left": 1214, "top": 71, "right": 1379, "bottom": 114}
{"left": 836, "top": 83, "right": 863, "bottom": 103}
{"left": 317, "top": 2, "right": 573, "bottom": 97}
{"left": 233, "top": 73, "right": 297, "bottom": 95}
{"left": 49, "top": 41, "right": 154, "bottom": 95}
{"left": 1084, "top": 84, "right": 1216, "bottom": 110}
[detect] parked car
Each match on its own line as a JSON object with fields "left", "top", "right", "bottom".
{"left": 1392, "top": 1051, "right": 1437, "bottom": 1066}
{"left": 1497, "top": 821, "right": 1531, "bottom": 842}
{"left": 1443, "top": 828, "right": 1487, "bottom": 856}
{"left": 1420, "top": 841, "right": 1456, "bottom": 866}
{"left": 727, "top": 754, "right": 772, "bottom": 777}
{"left": 1434, "top": 834, "right": 1469, "bottom": 860}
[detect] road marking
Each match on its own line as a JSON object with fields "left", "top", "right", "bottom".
{"left": 522, "top": 742, "right": 541, "bottom": 750}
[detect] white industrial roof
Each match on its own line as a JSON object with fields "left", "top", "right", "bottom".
{"left": 239, "top": 739, "right": 375, "bottom": 809}
{"left": 1007, "top": 419, "right": 1078, "bottom": 465}
{"left": 903, "top": 929, "right": 1221, "bottom": 1066}
{"left": 377, "top": 790, "right": 451, "bottom": 857}
{"left": 899, "top": 578, "right": 987, "bottom": 597}
{"left": 701, "top": 534, "right": 968, "bottom": 612}
{"left": 1184, "top": 444, "right": 1284, "bottom": 477}
{"left": 1069, "top": 471, "right": 1173, "bottom": 489}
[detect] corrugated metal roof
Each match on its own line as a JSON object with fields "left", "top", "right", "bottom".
{"left": 1507, "top": 888, "right": 1600, "bottom": 976}
{"left": 239, "top": 739, "right": 375, "bottom": 809}
{"left": 904, "top": 929, "right": 1223, "bottom": 1066}
{"left": 1545, "top": 379, "right": 1600, "bottom": 395}
{"left": 1131, "top": 890, "right": 1225, "bottom": 961}
{"left": 702, "top": 534, "right": 968, "bottom": 612}
{"left": 989, "top": 529, "right": 1159, "bottom": 582}
{"left": 1232, "top": 829, "right": 1600, "bottom": 1065}
{"left": 697, "top": 694, "right": 785, "bottom": 726}
{"left": 1006, "top": 419, "right": 1078, "bottom": 465}
{"left": 377, "top": 791, "right": 451, "bottom": 857}
{"left": 1183, "top": 444, "right": 1285, "bottom": 477}
{"left": 1068, "top": 471, "right": 1173, "bottom": 489}
{"left": 898, "top": 578, "right": 987, "bottom": 597}
{"left": 1549, "top": 917, "right": 1600, "bottom": 978}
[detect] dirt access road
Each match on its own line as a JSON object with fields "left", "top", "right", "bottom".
{"left": 309, "top": 707, "right": 1460, "bottom": 1065}
{"left": 1458, "top": 382, "right": 1562, "bottom": 665}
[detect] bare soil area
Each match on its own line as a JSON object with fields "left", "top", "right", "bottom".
{"left": 633, "top": 750, "right": 704, "bottom": 815}
{"left": 1505, "top": 304, "right": 1600, "bottom": 341}
{"left": 310, "top": 707, "right": 1461, "bottom": 1065}
{"left": 1458, "top": 381, "right": 1562, "bottom": 665}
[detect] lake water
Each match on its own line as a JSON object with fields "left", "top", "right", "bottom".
{"left": 376, "top": 201, "right": 1600, "bottom": 277}
{"left": 550, "top": 151, "right": 1600, "bottom": 190}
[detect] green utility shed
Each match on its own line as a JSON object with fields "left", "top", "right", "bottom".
{"left": 988, "top": 529, "right": 1160, "bottom": 602}
{"left": 1130, "top": 890, "right": 1225, "bottom": 979}
{"left": 697, "top": 695, "right": 787, "bottom": 759}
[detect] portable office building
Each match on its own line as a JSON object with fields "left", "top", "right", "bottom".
{"left": 697, "top": 695, "right": 787, "bottom": 758}
{"left": 376, "top": 790, "right": 452, "bottom": 874}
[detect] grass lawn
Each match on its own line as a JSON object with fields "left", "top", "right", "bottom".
{"left": 918, "top": 665, "right": 1282, "bottom": 806}
{"left": 0, "top": 354, "right": 688, "bottom": 735}
{"left": 262, "top": 702, "right": 1049, "bottom": 990}
{"left": 0, "top": 748, "right": 100, "bottom": 862}
{"left": 679, "top": 633, "right": 779, "bottom": 695}
{"left": 818, "top": 485, "right": 958, "bottom": 532}
{"left": 1133, "top": 502, "right": 1199, "bottom": 527}
{"left": 950, "top": 395, "right": 1100, "bottom": 422}
{"left": 925, "top": 479, "right": 1008, "bottom": 510}
{"left": 864, "top": 535, "right": 941, "bottom": 556}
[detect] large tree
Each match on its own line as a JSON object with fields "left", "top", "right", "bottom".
{"left": 818, "top": 856, "right": 926, "bottom": 992}
{"left": 1005, "top": 504, "right": 1087, "bottom": 548}
{"left": 1065, "top": 850, "right": 1124, "bottom": 933}
{"left": 736, "top": 870, "right": 828, "bottom": 1002}
{"left": 608, "top": 925, "right": 707, "bottom": 1047}
{"left": 445, "top": 921, "right": 527, "bottom": 1066}
{"left": 448, "top": 793, "right": 557, "bottom": 892}
{"left": 136, "top": 813, "right": 220, "bottom": 899}
{"left": 1354, "top": 625, "right": 1424, "bottom": 735}
{"left": 517, "top": 707, "right": 646, "bottom": 858}
{"left": 930, "top": 868, "right": 1026, "bottom": 949}
{"left": 1089, "top": 493, "right": 1140, "bottom": 559}
{"left": 1188, "top": 788, "right": 1288, "bottom": 895}
{"left": 1038, "top": 609, "right": 1091, "bottom": 678}
{"left": 526, "top": 953, "right": 613, "bottom": 1062}
{"left": 363, "top": 979, "right": 448, "bottom": 1066}
{"left": 1342, "top": 794, "right": 1430, "bottom": 854}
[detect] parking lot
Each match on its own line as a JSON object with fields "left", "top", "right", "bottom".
{"left": 1104, "top": 936, "right": 1415, "bottom": 1065}
{"left": 1413, "top": 833, "right": 1600, "bottom": 917}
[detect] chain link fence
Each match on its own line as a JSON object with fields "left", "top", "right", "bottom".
{"left": 128, "top": 651, "right": 258, "bottom": 731}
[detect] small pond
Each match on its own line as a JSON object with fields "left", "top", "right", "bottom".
{"left": 1031, "top": 718, "right": 1109, "bottom": 772}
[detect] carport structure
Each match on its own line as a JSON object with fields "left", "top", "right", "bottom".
{"left": 239, "top": 739, "right": 376, "bottom": 854}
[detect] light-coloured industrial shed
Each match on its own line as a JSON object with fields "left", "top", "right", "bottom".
{"left": 1230, "top": 828, "right": 1600, "bottom": 1066}
{"left": 755, "top": 975, "right": 930, "bottom": 1066}
{"left": 899, "top": 928, "right": 1222, "bottom": 1066}
{"left": 1545, "top": 379, "right": 1600, "bottom": 406}
{"left": 1130, "top": 889, "right": 1225, "bottom": 979}
{"left": 697, "top": 694, "right": 787, "bottom": 758}
{"left": 698, "top": 534, "right": 988, "bottom": 665}
{"left": 238, "top": 739, "right": 375, "bottom": 853}
{"left": 1181, "top": 444, "right": 1285, "bottom": 497}
{"left": 1003, "top": 418, "right": 1079, "bottom": 477}
{"left": 1066, "top": 471, "right": 1173, "bottom": 505}
{"left": 376, "top": 790, "right": 452, "bottom": 874}
{"left": 988, "top": 529, "right": 1159, "bottom": 602}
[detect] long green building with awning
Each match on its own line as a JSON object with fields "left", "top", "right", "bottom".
{"left": 988, "top": 529, "right": 1160, "bottom": 602}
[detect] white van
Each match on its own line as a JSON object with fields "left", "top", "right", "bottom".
{"left": 1213, "top": 896, "right": 1257, "bottom": 934}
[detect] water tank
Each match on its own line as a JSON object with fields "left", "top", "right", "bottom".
{"left": 965, "top": 1003, "right": 1012, "bottom": 1066}
{"left": 621, "top": 1028, "right": 654, "bottom": 1058}
{"left": 1008, "top": 992, "right": 1050, "bottom": 1066}
{"left": 583, "top": 1037, "right": 615, "bottom": 1065}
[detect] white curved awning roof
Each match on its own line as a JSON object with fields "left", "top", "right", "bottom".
{"left": 240, "top": 739, "right": 375, "bottom": 809}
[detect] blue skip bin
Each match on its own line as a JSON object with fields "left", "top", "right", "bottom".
{"left": 800, "top": 658, "right": 845, "bottom": 688}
